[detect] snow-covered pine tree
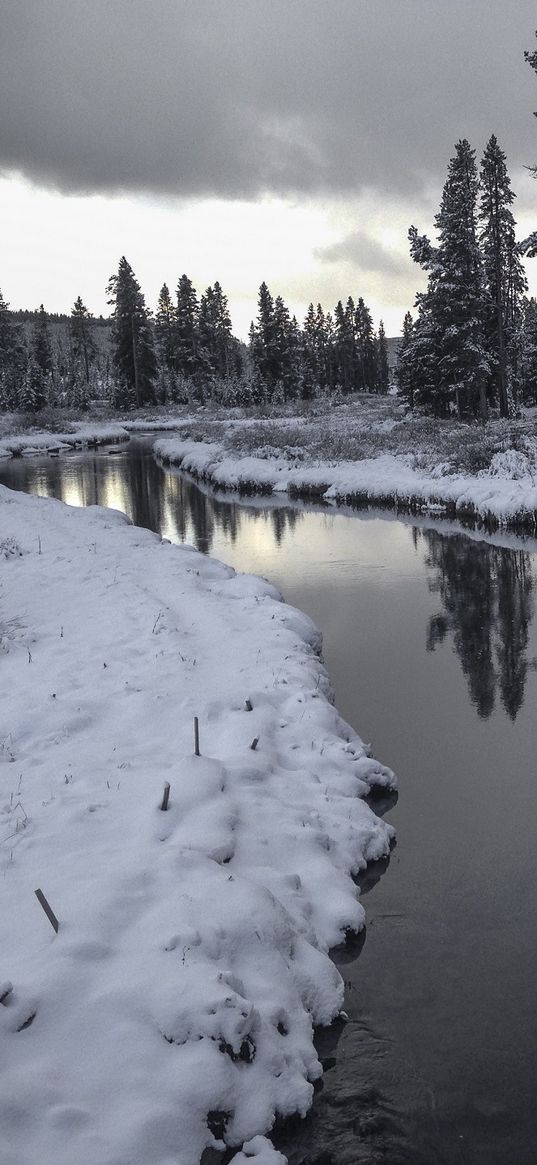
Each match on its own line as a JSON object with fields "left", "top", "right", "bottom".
{"left": 409, "top": 140, "right": 489, "bottom": 419}
{"left": 273, "top": 295, "right": 300, "bottom": 400}
{"left": 32, "top": 304, "right": 53, "bottom": 383}
{"left": 479, "top": 135, "right": 527, "bottom": 417}
{"left": 396, "top": 311, "right": 414, "bottom": 406}
{"left": 302, "top": 303, "right": 318, "bottom": 397}
{"left": 70, "top": 296, "right": 97, "bottom": 384}
{"left": 107, "top": 258, "right": 157, "bottom": 407}
{"left": 155, "top": 284, "right": 177, "bottom": 372}
{"left": 175, "top": 275, "right": 199, "bottom": 379}
{"left": 250, "top": 282, "right": 279, "bottom": 392}
{"left": 19, "top": 357, "right": 47, "bottom": 413}
{"left": 355, "top": 298, "right": 377, "bottom": 392}
{"left": 212, "top": 282, "right": 236, "bottom": 378}
{"left": 332, "top": 300, "right": 355, "bottom": 392}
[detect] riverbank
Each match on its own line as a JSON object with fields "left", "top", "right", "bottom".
{"left": 0, "top": 418, "right": 130, "bottom": 458}
{"left": 4, "top": 396, "right": 537, "bottom": 531}
{"left": 153, "top": 398, "right": 537, "bottom": 532}
{"left": 0, "top": 484, "right": 394, "bottom": 1165}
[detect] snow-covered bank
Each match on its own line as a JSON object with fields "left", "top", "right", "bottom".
{"left": 0, "top": 421, "right": 129, "bottom": 459}
{"left": 0, "top": 486, "right": 394, "bottom": 1165}
{"left": 154, "top": 435, "right": 537, "bottom": 530}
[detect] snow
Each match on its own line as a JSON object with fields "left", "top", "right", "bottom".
{"left": 154, "top": 435, "right": 537, "bottom": 527}
{"left": 0, "top": 421, "right": 129, "bottom": 460}
{"left": 0, "top": 484, "right": 394, "bottom": 1164}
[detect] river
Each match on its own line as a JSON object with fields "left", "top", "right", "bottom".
{"left": 2, "top": 435, "right": 537, "bottom": 1165}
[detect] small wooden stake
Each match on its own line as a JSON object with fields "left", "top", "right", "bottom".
{"left": 34, "top": 888, "right": 59, "bottom": 933}
{"left": 250, "top": 737, "right": 259, "bottom": 751}
{"left": 194, "top": 716, "right": 200, "bottom": 757}
{"left": 160, "top": 781, "right": 171, "bottom": 811}
{"left": 245, "top": 699, "right": 253, "bottom": 712}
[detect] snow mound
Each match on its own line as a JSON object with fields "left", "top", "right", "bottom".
{"left": 0, "top": 484, "right": 395, "bottom": 1164}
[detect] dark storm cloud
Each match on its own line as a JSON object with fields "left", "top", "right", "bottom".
{"left": 2, "top": 0, "right": 537, "bottom": 201}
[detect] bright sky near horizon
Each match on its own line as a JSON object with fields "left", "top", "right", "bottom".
{"left": 2, "top": 0, "right": 537, "bottom": 339}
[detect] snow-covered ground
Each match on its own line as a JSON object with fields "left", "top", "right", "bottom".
{"left": 154, "top": 412, "right": 537, "bottom": 529}
{"left": 0, "top": 485, "right": 394, "bottom": 1165}
{"left": 0, "top": 420, "right": 129, "bottom": 459}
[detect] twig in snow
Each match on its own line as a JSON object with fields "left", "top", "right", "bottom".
{"left": 160, "top": 782, "right": 171, "bottom": 811}
{"left": 34, "top": 889, "right": 59, "bottom": 933}
{"left": 152, "top": 610, "right": 164, "bottom": 634}
{"left": 194, "top": 717, "right": 200, "bottom": 757}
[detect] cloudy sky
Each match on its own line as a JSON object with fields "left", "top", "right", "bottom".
{"left": 2, "top": 0, "right": 537, "bottom": 337}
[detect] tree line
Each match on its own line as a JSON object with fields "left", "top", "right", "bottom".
{"left": 0, "top": 257, "right": 389, "bottom": 413}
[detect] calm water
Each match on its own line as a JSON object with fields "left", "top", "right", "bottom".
{"left": 2, "top": 436, "right": 537, "bottom": 1164}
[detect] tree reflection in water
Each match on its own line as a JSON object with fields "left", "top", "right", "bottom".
{"left": 420, "top": 528, "right": 535, "bottom": 720}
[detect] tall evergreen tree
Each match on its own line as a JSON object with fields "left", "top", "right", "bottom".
{"left": 479, "top": 135, "right": 527, "bottom": 417}
{"left": 409, "top": 140, "right": 489, "bottom": 419}
{"left": 333, "top": 299, "right": 355, "bottom": 392}
{"left": 107, "top": 257, "right": 156, "bottom": 406}
{"left": 250, "top": 282, "right": 279, "bottom": 387}
{"left": 396, "top": 311, "right": 415, "bottom": 406}
{"left": 155, "top": 283, "right": 177, "bottom": 371}
{"left": 355, "top": 297, "right": 377, "bottom": 391}
{"left": 175, "top": 275, "right": 199, "bottom": 378}
{"left": 70, "top": 296, "right": 97, "bottom": 384}
{"left": 302, "top": 303, "right": 319, "bottom": 397}
{"left": 32, "top": 304, "right": 53, "bottom": 379}
{"left": 19, "top": 357, "right": 47, "bottom": 413}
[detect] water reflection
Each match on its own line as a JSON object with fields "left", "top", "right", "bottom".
{"left": 419, "top": 529, "right": 535, "bottom": 721}
{"left": 0, "top": 442, "right": 305, "bottom": 556}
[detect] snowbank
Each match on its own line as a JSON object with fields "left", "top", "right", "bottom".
{"left": 0, "top": 485, "right": 394, "bottom": 1165}
{"left": 154, "top": 436, "right": 537, "bottom": 528}
{"left": 0, "top": 421, "right": 129, "bottom": 459}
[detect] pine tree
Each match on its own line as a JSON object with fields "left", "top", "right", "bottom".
{"left": 19, "top": 357, "right": 47, "bottom": 413}
{"left": 155, "top": 284, "right": 177, "bottom": 371}
{"left": 107, "top": 257, "right": 156, "bottom": 407}
{"left": 409, "top": 140, "right": 489, "bottom": 419}
{"left": 396, "top": 311, "right": 415, "bottom": 406}
{"left": 212, "top": 281, "right": 235, "bottom": 377}
{"left": 32, "top": 304, "right": 53, "bottom": 380}
{"left": 479, "top": 136, "right": 527, "bottom": 417}
{"left": 324, "top": 311, "right": 336, "bottom": 392}
{"left": 376, "top": 320, "right": 390, "bottom": 394}
{"left": 302, "top": 303, "right": 319, "bottom": 397}
{"left": 70, "top": 296, "right": 97, "bottom": 384}
{"left": 355, "top": 297, "right": 377, "bottom": 391}
{"left": 333, "top": 300, "right": 355, "bottom": 392}
{"left": 250, "top": 282, "right": 278, "bottom": 388}
{"left": 175, "top": 275, "right": 199, "bottom": 379}
{"left": 273, "top": 294, "right": 300, "bottom": 400}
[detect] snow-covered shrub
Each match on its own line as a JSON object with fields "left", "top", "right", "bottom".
{"left": 484, "top": 449, "right": 535, "bottom": 480}
{"left": 0, "top": 536, "right": 23, "bottom": 558}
